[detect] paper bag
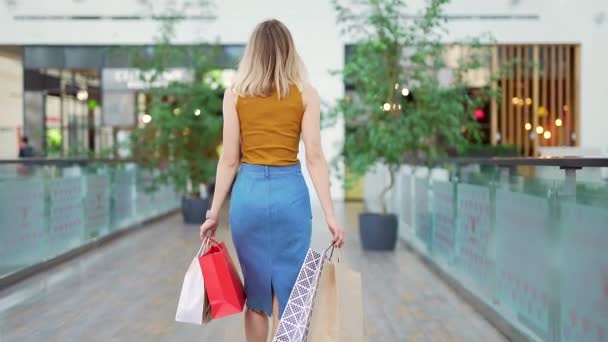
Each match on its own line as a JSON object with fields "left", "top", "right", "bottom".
{"left": 309, "top": 260, "right": 364, "bottom": 342}
{"left": 175, "top": 242, "right": 211, "bottom": 325}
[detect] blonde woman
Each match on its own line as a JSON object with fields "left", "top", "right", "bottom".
{"left": 199, "top": 19, "right": 345, "bottom": 341}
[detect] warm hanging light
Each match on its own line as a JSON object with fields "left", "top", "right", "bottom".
{"left": 525, "top": 122, "right": 532, "bottom": 131}
{"left": 76, "top": 89, "right": 88, "bottom": 101}
{"left": 194, "top": 109, "right": 201, "bottom": 116}
{"left": 142, "top": 114, "right": 152, "bottom": 124}
{"left": 173, "top": 107, "right": 181, "bottom": 115}
{"left": 511, "top": 97, "right": 525, "bottom": 106}
{"left": 394, "top": 83, "right": 399, "bottom": 90}
{"left": 525, "top": 98, "right": 532, "bottom": 106}
{"left": 401, "top": 88, "right": 410, "bottom": 96}
{"left": 543, "top": 131, "right": 552, "bottom": 140}
{"left": 536, "top": 126, "right": 544, "bottom": 134}
{"left": 555, "top": 118, "right": 563, "bottom": 127}
{"left": 383, "top": 103, "right": 391, "bottom": 111}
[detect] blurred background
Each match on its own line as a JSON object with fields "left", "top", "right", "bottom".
{"left": 0, "top": 1, "right": 607, "bottom": 341}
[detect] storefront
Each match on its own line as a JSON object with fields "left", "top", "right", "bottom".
{"left": 17, "top": 44, "right": 243, "bottom": 157}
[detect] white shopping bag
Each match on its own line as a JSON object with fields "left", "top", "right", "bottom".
{"left": 175, "top": 241, "right": 211, "bottom": 325}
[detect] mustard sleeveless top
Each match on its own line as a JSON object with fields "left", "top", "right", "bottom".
{"left": 236, "top": 84, "right": 305, "bottom": 166}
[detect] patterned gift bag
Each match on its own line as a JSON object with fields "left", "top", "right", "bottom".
{"left": 273, "top": 248, "right": 327, "bottom": 342}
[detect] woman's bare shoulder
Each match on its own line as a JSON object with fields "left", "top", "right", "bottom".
{"left": 224, "top": 87, "right": 237, "bottom": 99}
{"left": 300, "top": 82, "right": 319, "bottom": 107}
{"left": 224, "top": 87, "right": 238, "bottom": 106}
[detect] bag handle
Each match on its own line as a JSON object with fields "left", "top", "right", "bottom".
{"left": 324, "top": 243, "right": 343, "bottom": 262}
{"left": 197, "top": 237, "right": 215, "bottom": 257}
{"left": 206, "top": 237, "right": 221, "bottom": 246}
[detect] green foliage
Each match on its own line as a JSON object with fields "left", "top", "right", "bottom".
{"left": 328, "top": 0, "right": 499, "bottom": 212}
{"left": 45, "top": 128, "right": 63, "bottom": 157}
{"left": 129, "top": 18, "right": 223, "bottom": 196}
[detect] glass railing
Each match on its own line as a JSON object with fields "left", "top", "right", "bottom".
{"left": 0, "top": 159, "right": 180, "bottom": 281}
{"left": 365, "top": 158, "right": 608, "bottom": 342}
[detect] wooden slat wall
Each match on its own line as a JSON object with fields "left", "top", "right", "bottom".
{"left": 491, "top": 47, "right": 498, "bottom": 145}
{"left": 557, "top": 46, "right": 564, "bottom": 145}
{"left": 541, "top": 45, "right": 548, "bottom": 148}
{"left": 523, "top": 47, "right": 530, "bottom": 156}
{"left": 515, "top": 46, "right": 522, "bottom": 149}
{"left": 533, "top": 46, "right": 540, "bottom": 155}
{"left": 508, "top": 46, "right": 515, "bottom": 145}
{"left": 550, "top": 45, "right": 557, "bottom": 146}
{"left": 492, "top": 44, "right": 580, "bottom": 155}
{"left": 565, "top": 46, "right": 571, "bottom": 146}
{"left": 574, "top": 45, "right": 581, "bottom": 146}
{"left": 501, "top": 46, "right": 507, "bottom": 145}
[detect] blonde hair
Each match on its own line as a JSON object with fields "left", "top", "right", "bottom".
{"left": 232, "top": 19, "right": 306, "bottom": 99}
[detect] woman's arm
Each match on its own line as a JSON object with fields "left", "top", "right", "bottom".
{"left": 200, "top": 89, "right": 241, "bottom": 239}
{"left": 301, "top": 84, "right": 345, "bottom": 247}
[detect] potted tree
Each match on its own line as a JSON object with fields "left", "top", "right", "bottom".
{"left": 130, "top": 21, "right": 225, "bottom": 224}
{"left": 329, "top": 0, "right": 496, "bottom": 250}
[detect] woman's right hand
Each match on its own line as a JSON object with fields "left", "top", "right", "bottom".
{"left": 326, "top": 217, "right": 345, "bottom": 247}
{"left": 199, "top": 218, "right": 218, "bottom": 240}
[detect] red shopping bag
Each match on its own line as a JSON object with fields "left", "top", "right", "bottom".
{"left": 198, "top": 238, "right": 246, "bottom": 319}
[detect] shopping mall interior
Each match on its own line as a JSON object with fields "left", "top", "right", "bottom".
{"left": 0, "top": 0, "right": 607, "bottom": 341}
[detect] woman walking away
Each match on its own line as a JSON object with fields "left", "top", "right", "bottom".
{"left": 199, "top": 19, "right": 345, "bottom": 342}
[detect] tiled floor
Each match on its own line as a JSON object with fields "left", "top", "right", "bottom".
{"left": 0, "top": 203, "right": 507, "bottom": 341}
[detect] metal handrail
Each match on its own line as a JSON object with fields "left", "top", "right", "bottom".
{"left": 405, "top": 156, "right": 608, "bottom": 168}
{"left": 3, "top": 156, "right": 608, "bottom": 168}
{"left": 0, "top": 158, "right": 135, "bottom": 165}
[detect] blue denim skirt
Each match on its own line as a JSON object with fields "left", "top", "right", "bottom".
{"left": 229, "top": 162, "right": 312, "bottom": 318}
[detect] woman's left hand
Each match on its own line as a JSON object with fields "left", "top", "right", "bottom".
{"left": 199, "top": 218, "right": 218, "bottom": 240}
{"left": 326, "top": 217, "right": 345, "bottom": 247}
